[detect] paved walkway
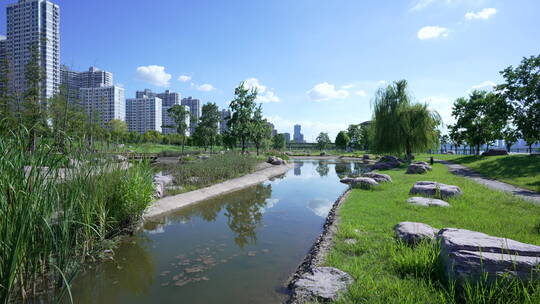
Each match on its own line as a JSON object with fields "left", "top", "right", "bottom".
{"left": 438, "top": 160, "right": 540, "bottom": 204}
{"left": 144, "top": 163, "right": 293, "bottom": 221}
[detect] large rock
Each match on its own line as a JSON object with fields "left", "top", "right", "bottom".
{"left": 409, "top": 181, "right": 462, "bottom": 198}
{"left": 406, "top": 163, "right": 432, "bottom": 174}
{"left": 362, "top": 172, "right": 392, "bottom": 183}
{"left": 395, "top": 222, "right": 439, "bottom": 245}
{"left": 362, "top": 154, "right": 370, "bottom": 160}
{"left": 293, "top": 267, "right": 354, "bottom": 303}
{"left": 482, "top": 149, "right": 508, "bottom": 156}
{"left": 371, "top": 155, "right": 403, "bottom": 170}
{"left": 112, "top": 154, "right": 127, "bottom": 162}
{"left": 407, "top": 196, "right": 450, "bottom": 207}
{"left": 154, "top": 173, "right": 174, "bottom": 187}
{"left": 340, "top": 177, "right": 379, "bottom": 189}
{"left": 339, "top": 177, "right": 356, "bottom": 184}
{"left": 267, "top": 156, "right": 286, "bottom": 165}
{"left": 154, "top": 182, "right": 164, "bottom": 198}
{"left": 438, "top": 228, "right": 540, "bottom": 284}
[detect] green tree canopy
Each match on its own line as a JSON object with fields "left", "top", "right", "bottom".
{"left": 167, "top": 104, "right": 191, "bottom": 152}
{"left": 272, "top": 133, "right": 286, "bottom": 151}
{"left": 250, "top": 105, "right": 272, "bottom": 155}
{"left": 372, "top": 80, "right": 440, "bottom": 158}
{"left": 228, "top": 83, "right": 257, "bottom": 152}
{"left": 347, "top": 124, "right": 362, "bottom": 150}
{"left": 335, "top": 131, "right": 350, "bottom": 150}
{"left": 316, "top": 132, "right": 331, "bottom": 151}
{"left": 193, "top": 102, "right": 221, "bottom": 152}
{"left": 497, "top": 54, "right": 540, "bottom": 151}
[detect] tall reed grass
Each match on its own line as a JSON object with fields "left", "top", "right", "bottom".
{"left": 0, "top": 132, "right": 154, "bottom": 303}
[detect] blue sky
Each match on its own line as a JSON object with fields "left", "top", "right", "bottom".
{"left": 2, "top": 0, "right": 539, "bottom": 141}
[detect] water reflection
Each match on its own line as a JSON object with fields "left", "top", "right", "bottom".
{"left": 316, "top": 161, "right": 329, "bottom": 177}
{"left": 294, "top": 161, "right": 304, "bottom": 176}
{"left": 308, "top": 198, "right": 333, "bottom": 217}
{"left": 334, "top": 162, "right": 352, "bottom": 178}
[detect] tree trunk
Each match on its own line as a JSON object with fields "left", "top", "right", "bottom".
{"left": 529, "top": 144, "right": 533, "bottom": 154}
{"left": 256, "top": 144, "right": 260, "bottom": 156}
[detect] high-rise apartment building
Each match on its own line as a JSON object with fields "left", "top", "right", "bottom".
{"left": 220, "top": 109, "right": 230, "bottom": 134}
{"left": 61, "top": 66, "right": 113, "bottom": 102}
{"left": 60, "top": 65, "right": 78, "bottom": 101}
{"left": 283, "top": 132, "right": 291, "bottom": 142}
{"left": 6, "top": 0, "right": 60, "bottom": 99}
{"left": 126, "top": 97, "right": 162, "bottom": 134}
{"left": 293, "top": 124, "right": 305, "bottom": 143}
{"left": 0, "top": 37, "right": 7, "bottom": 93}
{"left": 80, "top": 86, "right": 125, "bottom": 126}
{"left": 136, "top": 89, "right": 181, "bottom": 134}
{"left": 181, "top": 96, "right": 201, "bottom": 134}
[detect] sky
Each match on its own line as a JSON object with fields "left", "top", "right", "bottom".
{"left": 1, "top": 0, "right": 539, "bottom": 141}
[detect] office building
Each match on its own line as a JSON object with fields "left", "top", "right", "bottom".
{"left": 220, "top": 109, "right": 231, "bottom": 134}
{"left": 293, "top": 124, "right": 305, "bottom": 143}
{"left": 126, "top": 97, "right": 162, "bottom": 134}
{"left": 181, "top": 96, "right": 201, "bottom": 134}
{"left": 80, "top": 86, "right": 125, "bottom": 126}
{"left": 6, "top": 0, "right": 60, "bottom": 99}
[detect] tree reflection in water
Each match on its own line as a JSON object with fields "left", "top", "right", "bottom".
{"left": 316, "top": 161, "right": 330, "bottom": 177}
{"left": 334, "top": 162, "right": 352, "bottom": 178}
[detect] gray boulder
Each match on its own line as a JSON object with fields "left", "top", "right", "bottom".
{"left": 362, "top": 172, "right": 392, "bottom": 183}
{"left": 410, "top": 181, "right": 462, "bottom": 198}
{"left": 371, "top": 155, "right": 402, "bottom": 170}
{"left": 415, "top": 161, "right": 431, "bottom": 167}
{"left": 438, "top": 228, "right": 540, "bottom": 284}
{"left": 113, "top": 154, "right": 127, "bottom": 162}
{"left": 154, "top": 182, "right": 164, "bottom": 199}
{"left": 267, "top": 156, "right": 286, "bottom": 165}
{"left": 339, "top": 177, "right": 356, "bottom": 184}
{"left": 362, "top": 154, "right": 370, "bottom": 160}
{"left": 293, "top": 267, "right": 354, "bottom": 303}
{"left": 197, "top": 154, "right": 210, "bottom": 160}
{"left": 351, "top": 177, "right": 379, "bottom": 189}
{"left": 154, "top": 173, "right": 174, "bottom": 187}
{"left": 406, "top": 163, "right": 432, "bottom": 174}
{"left": 407, "top": 196, "right": 450, "bottom": 207}
{"left": 395, "top": 222, "right": 439, "bottom": 245}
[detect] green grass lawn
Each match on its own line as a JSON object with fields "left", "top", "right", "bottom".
{"left": 118, "top": 143, "right": 206, "bottom": 154}
{"left": 326, "top": 163, "right": 540, "bottom": 303}
{"left": 430, "top": 154, "right": 540, "bottom": 192}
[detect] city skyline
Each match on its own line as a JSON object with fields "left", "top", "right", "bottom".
{"left": 0, "top": 0, "right": 539, "bottom": 141}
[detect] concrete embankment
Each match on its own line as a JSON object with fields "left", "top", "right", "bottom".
{"left": 143, "top": 163, "right": 293, "bottom": 221}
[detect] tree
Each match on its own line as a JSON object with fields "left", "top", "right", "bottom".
{"left": 372, "top": 80, "right": 440, "bottom": 158}
{"left": 228, "top": 83, "right": 257, "bottom": 153}
{"left": 272, "top": 133, "right": 286, "bottom": 151}
{"left": 23, "top": 44, "right": 47, "bottom": 151}
{"left": 167, "top": 104, "right": 191, "bottom": 153}
{"left": 335, "top": 131, "right": 350, "bottom": 150}
{"left": 450, "top": 90, "right": 509, "bottom": 154}
{"left": 316, "top": 132, "right": 331, "bottom": 151}
{"left": 502, "top": 127, "right": 520, "bottom": 152}
{"left": 48, "top": 88, "right": 88, "bottom": 149}
{"left": 143, "top": 130, "right": 163, "bottom": 143}
{"left": 347, "top": 124, "right": 362, "bottom": 150}
{"left": 250, "top": 105, "right": 272, "bottom": 155}
{"left": 449, "top": 125, "right": 464, "bottom": 154}
{"left": 222, "top": 131, "right": 237, "bottom": 150}
{"left": 497, "top": 54, "right": 540, "bottom": 153}
{"left": 108, "top": 119, "right": 128, "bottom": 144}
{"left": 193, "top": 102, "right": 221, "bottom": 152}
{"left": 440, "top": 134, "right": 449, "bottom": 153}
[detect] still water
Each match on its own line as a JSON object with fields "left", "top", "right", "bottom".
{"left": 68, "top": 160, "right": 363, "bottom": 304}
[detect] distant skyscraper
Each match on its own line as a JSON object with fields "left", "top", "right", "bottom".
{"left": 293, "top": 124, "right": 305, "bottom": 143}
{"left": 220, "top": 109, "right": 231, "bottom": 134}
{"left": 181, "top": 96, "right": 201, "bottom": 134}
{"left": 6, "top": 0, "right": 60, "bottom": 99}
{"left": 267, "top": 122, "right": 277, "bottom": 137}
{"left": 283, "top": 132, "right": 291, "bottom": 142}
{"left": 80, "top": 86, "right": 125, "bottom": 126}
{"left": 126, "top": 97, "right": 162, "bottom": 134}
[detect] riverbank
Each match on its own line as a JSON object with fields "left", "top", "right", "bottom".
{"left": 290, "top": 156, "right": 366, "bottom": 161}
{"left": 144, "top": 163, "right": 293, "bottom": 221}
{"left": 323, "top": 163, "right": 540, "bottom": 303}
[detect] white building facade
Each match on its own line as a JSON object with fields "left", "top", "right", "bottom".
{"left": 6, "top": 0, "right": 60, "bottom": 98}
{"left": 126, "top": 97, "right": 162, "bottom": 134}
{"left": 80, "top": 86, "right": 125, "bottom": 126}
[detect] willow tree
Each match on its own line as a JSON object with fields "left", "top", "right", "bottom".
{"left": 372, "top": 80, "right": 440, "bottom": 158}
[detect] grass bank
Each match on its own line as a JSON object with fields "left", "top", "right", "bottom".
{"left": 0, "top": 134, "right": 155, "bottom": 302}
{"left": 326, "top": 162, "right": 540, "bottom": 303}
{"left": 430, "top": 154, "right": 540, "bottom": 192}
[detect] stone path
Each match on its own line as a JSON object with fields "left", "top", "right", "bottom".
{"left": 438, "top": 160, "right": 540, "bottom": 204}
{"left": 144, "top": 163, "right": 293, "bottom": 221}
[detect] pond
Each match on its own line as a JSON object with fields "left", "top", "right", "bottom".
{"left": 66, "top": 160, "right": 364, "bottom": 304}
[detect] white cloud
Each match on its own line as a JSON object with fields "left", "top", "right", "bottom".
{"left": 471, "top": 80, "right": 496, "bottom": 90}
{"left": 243, "top": 78, "right": 280, "bottom": 103}
{"left": 465, "top": 8, "right": 496, "bottom": 20}
{"left": 136, "top": 65, "right": 171, "bottom": 87}
{"left": 178, "top": 75, "right": 192, "bottom": 82}
{"left": 341, "top": 83, "right": 356, "bottom": 89}
{"left": 411, "top": 0, "right": 436, "bottom": 11}
{"left": 355, "top": 90, "right": 367, "bottom": 97}
{"left": 0, "top": 35, "right": 6, "bottom": 40}
{"left": 196, "top": 84, "right": 215, "bottom": 92}
{"left": 417, "top": 26, "right": 449, "bottom": 40}
{"left": 307, "top": 82, "right": 350, "bottom": 101}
